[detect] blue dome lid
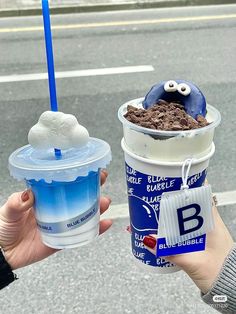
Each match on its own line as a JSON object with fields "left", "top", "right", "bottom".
{"left": 9, "top": 138, "right": 112, "bottom": 183}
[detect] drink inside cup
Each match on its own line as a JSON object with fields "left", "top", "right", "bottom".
{"left": 9, "top": 113, "right": 111, "bottom": 249}
{"left": 28, "top": 170, "right": 100, "bottom": 248}
{"left": 118, "top": 80, "right": 221, "bottom": 273}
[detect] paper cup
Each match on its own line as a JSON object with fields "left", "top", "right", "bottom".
{"left": 118, "top": 98, "right": 220, "bottom": 273}
{"left": 122, "top": 139, "right": 215, "bottom": 273}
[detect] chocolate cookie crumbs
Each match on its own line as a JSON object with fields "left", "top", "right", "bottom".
{"left": 124, "top": 100, "right": 209, "bottom": 131}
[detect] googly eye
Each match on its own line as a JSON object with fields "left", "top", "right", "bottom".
{"left": 164, "top": 80, "right": 178, "bottom": 92}
{"left": 177, "top": 83, "right": 191, "bottom": 96}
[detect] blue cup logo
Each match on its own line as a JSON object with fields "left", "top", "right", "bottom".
{"left": 129, "top": 195, "right": 172, "bottom": 267}
{"left": 129, "top": 195, "right": 158, "bottom": 231}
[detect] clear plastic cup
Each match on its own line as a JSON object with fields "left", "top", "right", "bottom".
{"left": 118, "top": 98, "right": 221, "bottom": 162}
{"left": 9, "top": 138, "right": 111, "bottom": 249}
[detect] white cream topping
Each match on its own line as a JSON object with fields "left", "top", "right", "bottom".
{"left": 28, "top": 111, "right": 89, "bottom": 150}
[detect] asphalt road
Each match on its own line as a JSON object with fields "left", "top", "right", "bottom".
{"left": 0, "top": 4, "right": 236, "bottom": 314}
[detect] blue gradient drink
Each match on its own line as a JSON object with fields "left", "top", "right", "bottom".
{"left": 27, "top": 171, "right": 100, "bottom": 248}
{"left": 9, "top": 138, "right": 111, "bottom": 249}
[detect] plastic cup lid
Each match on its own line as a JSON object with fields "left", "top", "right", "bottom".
{"left": 9, "top": 137, "right": 112, "bottom": 183}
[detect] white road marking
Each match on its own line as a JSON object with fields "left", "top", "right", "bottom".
{"left": 215, "top": 190, "right": 236, "bottom": 207}
{"left": 103, "top": 190, "right": 236, "bottom": 220}
{"left": 0, "top": 65, "right": 154, "bottom": 83}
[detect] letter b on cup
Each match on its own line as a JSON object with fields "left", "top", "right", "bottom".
{"left": 177, "top": 203, "right": 204, "bottom": 236}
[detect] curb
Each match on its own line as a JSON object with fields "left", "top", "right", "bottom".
{"left": 1, "top": 1, "right": 186, "bottom": 18}
{"left": 0, "top": 0, "right": 236, "bottom": 18}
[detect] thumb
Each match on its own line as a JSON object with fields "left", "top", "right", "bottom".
{"left": 143, "top": 234, "right": 158, "bottom": 255}
{"left": 142, "top": 235, "right": 196, "bottom": 269}
{"left": 1, "top": 190, "right": 34, "bottom": 222}
{"left": 143, "top": 234, "right": 181, "bottom": 265}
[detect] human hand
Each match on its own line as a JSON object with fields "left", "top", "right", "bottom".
{"left": 0, "top": 170, "right": 112, "bottom": 270}
{"left": 142, "top": 202, "right": 234, "bottom": 294}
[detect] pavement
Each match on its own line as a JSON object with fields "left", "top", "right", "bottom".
{"left": 1, "top": 4, "right": 236, "bottom": 313}
{"left": 1, "top": 0, "right": 236, "bottom": 17}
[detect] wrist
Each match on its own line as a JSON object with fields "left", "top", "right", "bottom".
{"left": 0, "top": 247, "right": 18, "bottom": 290}
{"left": 199, "top": 243, "right": 235, "bottom": 294}
{"left": 201, "top": 245, "right": 236, "bottom": 312}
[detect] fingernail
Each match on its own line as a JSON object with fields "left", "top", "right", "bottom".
{"left": 102, "top": 169, "right": 108, "bottom": 177}
{"left": 143, "top": 236, "right": 156, "bottom": 249}
{"left": 21, "top": 190, "right": 30, "bottom": 202}
{"left": 213, "top": 195, "right": 218, "bottom": 206}
{"left": 126, "top": 226, "right": 131, "bottom": 233}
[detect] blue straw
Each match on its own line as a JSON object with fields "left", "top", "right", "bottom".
{"left": 42, "top": 0, "right": 61, "bottom": 159}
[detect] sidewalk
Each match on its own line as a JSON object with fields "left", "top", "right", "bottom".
{"left": 0, "top": 0, "right": 235, "bottom": 17}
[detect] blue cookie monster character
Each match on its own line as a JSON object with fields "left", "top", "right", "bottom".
{"left": 142, "top": 80, "right": 207, "bottom": 119}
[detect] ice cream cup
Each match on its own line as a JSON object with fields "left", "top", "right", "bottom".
{"left": 118, "top": 98, "right": 221, "bottom": 162}
{"left": 9, "top": 138, "right": 111, "bottom": 249}
{"left": 118, "top": 98, "right": 220, "bottom": 273}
